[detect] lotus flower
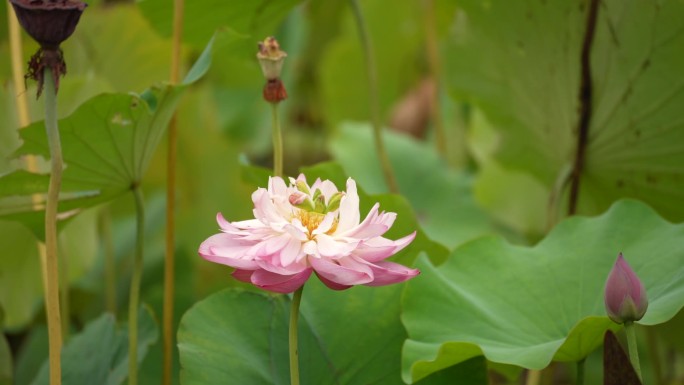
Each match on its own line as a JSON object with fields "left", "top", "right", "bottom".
{"left": 199, "top": 175, "right": 418, "bottom": 293}
{"left": 604, "top": 253, "right": 648, "bottom": 324}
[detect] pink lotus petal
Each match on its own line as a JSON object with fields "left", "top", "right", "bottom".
{"left": 253, "top": 188, "right": 286, "bottom": 228}
{"left": 335, "top": 178, "right": 360, "bottom": 233}
{"left": 317, "top": 179, "right": 339, "bottom": 198}
{"left": 198, "top": 234, "right": 259, "bottom": 269}
{"left": 268, "top": 176, "right": 288, "bottom": 197}
{"left": 232, "top": 269, "right": 254, "bottom": 283}
{"left": 284, "top": 223, "right": 308, "bottom": 241}
{"left": 263, "top": 233, "right": 290, "bottom": 255}
{"left": 280, "top": 236, "right": 304, "bottom": 266}
{"left": 250, "top": 268, "right": 312, "bottom": 293}
{"left": 362, "top": 260, "right": 420, "bottom": 286}
{"left": 230, "top": 218, "right": 264, "bottom": 230}
{"left": 315, "top": 272, "right": 352, "bottom": 290}
{"left": 310, "top": 256, "right": 373, "bottom": 286}
{"left": 255, "top": 261, "right": 308, "bottom": 275}
{"left": 354, "top": 232, "right": 416, "bottom": 262}
{"left": 312, "top": 212, "right": 336, "bottom": 235}
{"left": 315, "top": 233, "right": 357, "bottom": 258}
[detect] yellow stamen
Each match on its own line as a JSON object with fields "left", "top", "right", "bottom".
{"left": 297, "top": 211, "right": 338, "bottom": 236}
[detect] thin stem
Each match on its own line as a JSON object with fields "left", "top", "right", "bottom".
{"left": 44, "top": 69, "right": 64, "bottom": 385}
{"left": 163, "top": 0, "right": 184, "bottom": 383}
{"left": 8, "top": 1, "right": 52, "bottom": 333}
{"left": 576, "top": 358, "right": 585, "bottom": 385}
{"left": 128, "top": 186, "right": 146, "bottom": 385}
{"left": 99, "top": 207, "right": 117, "bottom": 315}
{"left": 422, "top": 0, "right": 447, "bottom": 159}
{"left": 8, "top": 7, "right": 31, "bottom": 125}
{"left": 289, "top": 286, "right": 304, "bottom": 385}
{"left": 58, "top": 239, "right": 69, "bottom": 340}
{"left": 646, "top": 327, "right": 663, "bottom": 385}
{"left": 625, "top": 322, "right": 643, "bottom": 381}
{"left": 271, "top": 103, "right": 284, "bottom": 177}
{"left": 348, "top": 0, "right": 399, "bottom": 194}
{"left": 525, "top": 369, "right": 541, "bottom": 385}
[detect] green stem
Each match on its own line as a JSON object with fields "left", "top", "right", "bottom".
{"left": 348, "top": 0, "right": 399, "bottom": 194}
{"left": 128, "top": 186, "right": 145, "bottom": 385}
{"left": 58, "top": 239, "right": 69, "bottom": 340}
{"left": 625, "top": 322, "right": 643, "bottom": 381}
{"left": 289, "top": 286, "right": 304, "bottom": 385}
{"left": 525, "top": 369, "right": 541, "bottom": 385}
{"left": 271, "top": 103, "right": 284, "bottom": 178}
{"left": 576, "top": 358, "right": 585, "bottom": 385}
{"left": 422, "top": 0, "right": 447, "bottom": 159}
{"left": 163, "top": 0, "right": 184, "bottom": 383}
{"left": 99, "top": 207, "right": 117, "bottom": 315}
{"left": 44, "top": 68, "right": 64, "bottom": 385}
{"left": 646, "top": 327, "right": 663, "bottom": 385}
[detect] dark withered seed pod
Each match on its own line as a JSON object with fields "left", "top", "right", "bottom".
{"left": 9, "top": 0, "right": 87, "bottom": 98}
{"left": 10, "top": 0, "right": 87, "bottom": 49}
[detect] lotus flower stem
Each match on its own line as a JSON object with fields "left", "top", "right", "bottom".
{"left": 624, "top": 321, "right": 643, "bottom": 380}
{"left": 44, "top": 68, "right": 64, "bottom": 385}
{"left": 128, "top": 186, "right": 146, "bottom": 385}
{"left": 349, "top": 0, "right": 399, "bottom": 194}
{"left": 163, "top": 0, "right": 185, "bottom": 383}
{"left": 576, "top": 358, "right": 586, "bottom": 385}
{"left": 271, "top": 103, "right": 284, "bottom": 177}
{"left": 289, "top": 286, "right": 304, "bottom": 385}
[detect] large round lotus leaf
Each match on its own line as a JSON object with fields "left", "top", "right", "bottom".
{"left": 402, "top": 200, "right": 684, "bottom": 383}
{"left": 178, "top": 280, "right": 487, "bottom": 385}
{"left": 445, "top": 0, "right": 684, "bottom": 221}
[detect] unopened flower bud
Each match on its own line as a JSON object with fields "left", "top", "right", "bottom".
{"left": 604, "top": 253, "right": 648, "bottom": 324}
{"left": 295, "top": 180, "right": 310, "bottom": 195}
{"left": 256, "top": 36, "right": 287, "bottom": 80}
{"left": 326, "top": 192, "right": 344, "bottom": 213}
{"left": 314, "top": 194, "right": 326, "bottom": 213}
{"left": 289, "top": 191, "right": 314, "bottom": 211}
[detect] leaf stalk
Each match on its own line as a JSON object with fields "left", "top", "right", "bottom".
{"left": 163, "top": 0, "right": 184, "bottom": 383}
{"left": 128, "top": 186, "right": 146, "bottom": 385}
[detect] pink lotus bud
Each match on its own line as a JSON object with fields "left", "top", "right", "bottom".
{"left": 604, "top": 253, "right": 648, "bottom": 324}
{"left": 289, "top": 191, "right": 307, "bottom": 205}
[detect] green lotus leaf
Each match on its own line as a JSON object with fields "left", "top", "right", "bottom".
{"left": 445, "top": 0, "right": 684, "bottom": 221}
{"left": 30, "top": 305, "right": 158, "bottom": 385}
{"left": 330, "top": 122, "right": 494, "bottom": 249}
{"left": 402, "top": 200, "right": 684, "bottom": 383}
{"left": 179, "top": 280, "right": 486, "bottom": 384}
